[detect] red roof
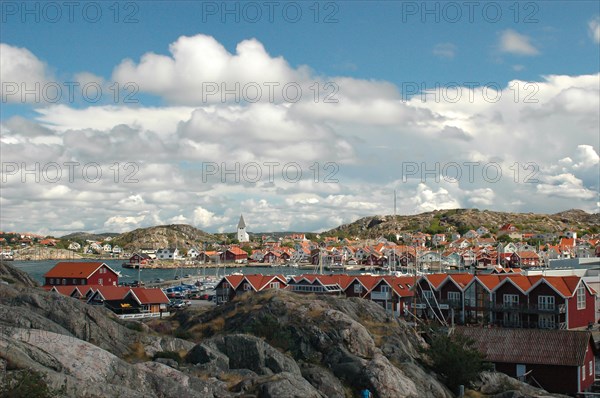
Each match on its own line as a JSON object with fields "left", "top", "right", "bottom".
{"left": 221, "top": 274, "right": 245, "bottom": 289}
{"left": 242, "top": 274, "right": 287, "bottom": 291}
{"left": 130, "top": 287, "right": 170, "bottom": 304}
{"left": 44, "top": 262, "right": 113, "bottom": 279}
{"left": 227, "top": 247, "right": 248, "bottom": 256}
{"left": 90, "top": 286, "right": 131, "bottom": 301}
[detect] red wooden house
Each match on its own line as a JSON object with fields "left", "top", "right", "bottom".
{"left": 44, "top": 262, "right": 119, "bottom": 286}
{"left": 221, "top": 246, "right": 248, "bottom": 263}
{"left": 509, "top": 251, "right": 540, "bottom": 267}
{"left": 455, "top": 327, "right": 597, "bottom": 394}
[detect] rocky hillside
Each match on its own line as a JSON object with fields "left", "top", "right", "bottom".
{"left": 12, "top": 246, "right": 84, "bottom": 261}
{"left": 325, "top": 209, "right": 600, "bottom": 239}
{"left": 60, "top": 232, "right": 120, "bottom": 242}
{"left": 111, "top": 224, "right": 218, "bottom": 251}
{"left": 1, "top": 263, "right": 565, "bottom": 398}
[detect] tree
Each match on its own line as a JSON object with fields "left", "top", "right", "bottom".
{"left": 422, "top": 330, "right": 492, "bottom": 394}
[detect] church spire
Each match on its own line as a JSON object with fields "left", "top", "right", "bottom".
{"left": 237, "top": 214, "right": 246, "bottom": 229}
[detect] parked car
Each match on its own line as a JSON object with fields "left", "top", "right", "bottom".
{"left": 174, "top": 276, "right": 181, "bottom": 280}
{"left": 169, "top": 299, "right": 186, "bottom": 309}
{"left": 184, "top": 274, "right": 192, "bottom": 278}
{"left": 154, "top": 278, "right": 165, "bottom": 283}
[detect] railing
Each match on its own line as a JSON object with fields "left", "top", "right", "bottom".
{"left": 117, "top": 312, "right": 170, "bottom": 320}
{"left": 371, "top": 291, "right": 392, "bottom": 300}
{"left": 414, "top": 299, "right": 462, "bottom": 309}
{"left": 490, "top": 303, "right": 565, "bottom": 314}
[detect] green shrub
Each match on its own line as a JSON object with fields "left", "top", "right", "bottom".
{"left": 421, "top": 331, "right": 492, "bottom": 394}
{"left": 1, "top": 370, "right": 63, "bottom": 398}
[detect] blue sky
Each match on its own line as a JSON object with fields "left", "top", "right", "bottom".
{"left": 1, "top": 1, "right": 599, "bottom": 234}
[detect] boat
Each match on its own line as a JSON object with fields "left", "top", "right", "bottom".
{"left": 122, "top": 262, "right": 140, "bottom": 269}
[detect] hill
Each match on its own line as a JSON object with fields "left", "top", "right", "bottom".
{"left": 324, "top": 209, "right": 600, "bottom": 239}
{"left": 60, "top": 231, "right": 120, "bottom": 241}
{"left": 111, "top": 224, "right": 218, "bottom": 251}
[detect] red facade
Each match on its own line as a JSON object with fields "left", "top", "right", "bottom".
{"left": 44, "top": 262, "right": 118, "bottom": 286}
{"left": 567, "top": 284, "right": 596, "bottom": 329}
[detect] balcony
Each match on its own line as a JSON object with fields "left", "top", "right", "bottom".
{"left": 414, "top": 299, "right": 461, "bottom": 310}
{"left": 490, "top": 303, "right": 565, "bottom": 314}
{"left": 371, "top": 291, "right": 392, "bottom": 301}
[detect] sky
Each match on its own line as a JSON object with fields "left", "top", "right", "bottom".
{"left": 1, "top": 1, "right": 599, "bottom": 236}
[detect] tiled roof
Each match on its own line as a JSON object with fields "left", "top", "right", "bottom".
{"left": 222, "top": 274, "right": 245, "bottom": 289}
{"left": 455, "top": 327, "right": 593, "bottom": 367}
{"left": 44, "top": 262, "right": 107, "bottom": 278}
{"left": 130, "top": 287, "right": 170, "bottom": 304}
{"left": 91, "top": 286, "right": 131, "bottom": 301}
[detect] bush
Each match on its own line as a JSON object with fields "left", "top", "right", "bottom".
{"left": 1, "top": 370, "right": 63, "bottom": 398}
{"left": 124, "top": 321, "right": 144, "bottom": 332}
{"left": 422, "top": 331, "right": 492, "bottom": 394}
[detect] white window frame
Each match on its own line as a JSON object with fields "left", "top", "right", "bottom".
{"left": 448, "top": 291, "right": 461, "bottom": 303}
{"left": 354, "top": 284, "right": 362, "bottom": 293}
{"left": 423, "top": 290, "right": 434, "bottom": 300}
{"left": 589, "top": 360, "right": 593, "bottom": 376}
{"left": 538, "top": 295, "right": 555, "bottom": 310}
{"left": 577, "top": 284, "right": 586, "bottom": 309}
{"left": 381, "top": 285, "right": 390, "bottom": 293}
{"left": 503, "top": 294, "right": 519, "bottom": 308}
{"left": 538, "top": 314, "right": 555, "bottom": 329}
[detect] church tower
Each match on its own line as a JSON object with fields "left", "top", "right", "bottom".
{"left": 237, "top": 214, "right": 249, "bottom": 242}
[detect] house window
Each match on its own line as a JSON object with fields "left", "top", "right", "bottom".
{"left": 577, "top": 285, "right": 586, "bottom": 309}
{"left": 448, "top": 291, "right": 461, "bottom": 304}
{"left": 81, "top": 279, "right": 86, "bottom": 285}
{"left": 423, "top": 290, "right": 434, "bottom": 300}
{"left": 222, "top": 282, "right": 230, "bottom": 289}
{"left": 72, "top": 278, "right": 77, "bottom": 284}
{"left": 583, "top": 366, "right": 586, "bottom": 381}
{"left": 503, "top": 312, "right": 521, "bottom": 327}
{"left": 49, "top": 278, "right": 54, "bottom": 284}
{"left": 354, "top": 284, "right": 362, "bottom": 293}
{"left": 381, "top": 285, "right": 390, "bottom": 293}
{"left": 503, "top": 294, "right": 519, "bottom": 309}
{"left": 538, "top": 295, "right": 555, "bottom": 310}
{"left": 589, "top": 360, "right": 593, "bottom": 376}
{"left": 62, "top": 279, "right": 66, "bottom": 285}
{"left": 538, "top": 314, "right": 555, "bottom": 329}
{"left": 270, "top": 282, "right": 280, "bottom": 289}
{"left": 98, "top": 278, "right": 103, "bottom": 285}
{"left": 243, "top": 283, "right": 251, "bottom": 291}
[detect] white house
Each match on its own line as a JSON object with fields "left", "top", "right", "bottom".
{"left": 103, "top": 244, "right": 112, "bottom": 252}
{"left": 111, "top": 245, "right": 122, "bottom": 254}
{"left": 187, "top": 248, "right": 200, "bottom": 258}
{"left": 476, "top": 226, "right": 490, "bottom": 236}
{"left": 157, "top": 248, "right": 179, "bottom": 260}
{"left": 68, "top": 242, "right": 81, "bottom": 251}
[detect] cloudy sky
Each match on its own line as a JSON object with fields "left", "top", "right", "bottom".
{"left": 1, "top": 1, "right": 599, "bottom": 236}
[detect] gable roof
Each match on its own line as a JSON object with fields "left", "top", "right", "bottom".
{"left": 130, "top": 287, "right": 170, "bottom": 304}
{"left": 88, "top": 286, "right": 131, "bottom": 301}
{"left": 44, "top": 262, "right": 113, "bottom": 279}
{"left": 454, "top": 327, "right": 594, "bottom": 367}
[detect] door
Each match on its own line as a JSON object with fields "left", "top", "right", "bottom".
{"left": 516, "top": 364, "right": 526, "bottom": 380}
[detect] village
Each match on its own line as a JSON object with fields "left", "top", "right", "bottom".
{"left": 3, "top": 215, "right": 600, "bottom": 271}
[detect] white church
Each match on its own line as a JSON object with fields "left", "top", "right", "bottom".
{"left": 237, "top": 214, "right": 249, "bottom": 242}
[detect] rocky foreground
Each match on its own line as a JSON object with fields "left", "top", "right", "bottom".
{"left": 0, "top": 262, "right": 563, "bottom": 397}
